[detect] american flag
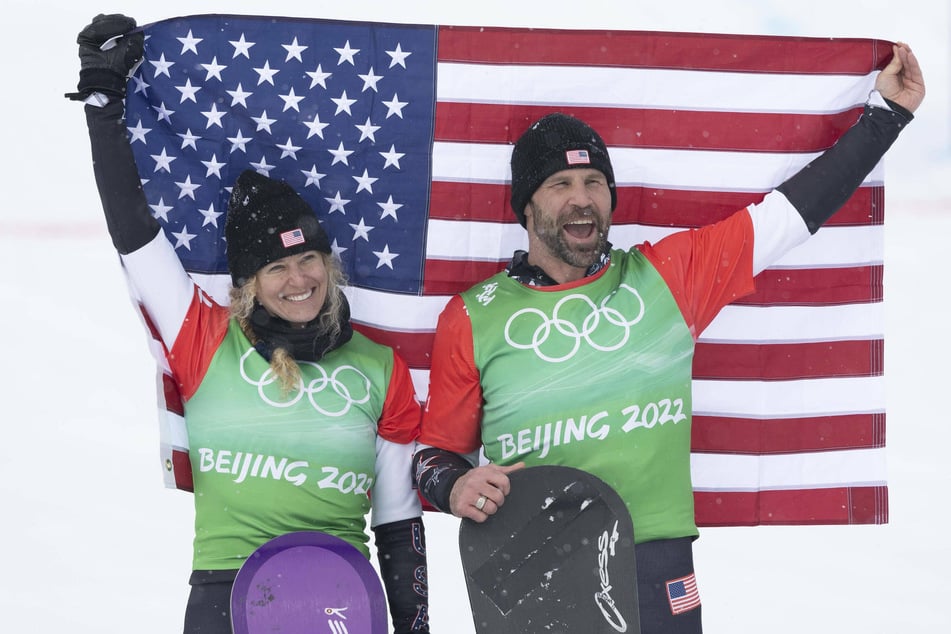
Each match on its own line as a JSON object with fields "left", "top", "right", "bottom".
{"left": 280, "top": 228, "right": 306, "bottom": 248}
{"left": 124, "top": 14, "right": 893, "bottom": 526}
{"left": 565, "top": 149, "right": 591, "bottom": 165}
{"left": 666, "top": 573, "right": 702, "bottom": 615}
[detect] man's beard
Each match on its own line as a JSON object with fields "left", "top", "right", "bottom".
{"left": 528, "top": 201, "right": 609, "bottom": 269}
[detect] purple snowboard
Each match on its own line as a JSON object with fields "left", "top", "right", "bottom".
{"left": 231, "top": 531, "right": 388, "bottom": 634}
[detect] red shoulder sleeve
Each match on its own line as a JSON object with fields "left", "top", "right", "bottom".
{"left": 638, "top": 208, "right": 756, "bottom": 338}
{"left": 419, "top": 295, "right": 484, "bottom": 454}
{"left": 377, "top": 351, "right": 423, "bottom": 444}
{"left": 168, "top": 288, "right": 231, "bottom": 401}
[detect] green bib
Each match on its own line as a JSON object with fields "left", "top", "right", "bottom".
{"left": 461, "top": 248, "right": 698, "bottom": 542}
{"left": 184, "top": 323, "right": 393, "bottom": 569}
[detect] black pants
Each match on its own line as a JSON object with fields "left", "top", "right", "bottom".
{"left": 182, "top": 542, "right": 701, "bottom": 633}
{"left": 183, "top": 570, "right": 238, "bottom": 633}
{"left": 635, "top": 537, "right": 703, "bottom": 634}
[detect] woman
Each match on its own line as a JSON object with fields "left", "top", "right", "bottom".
{"left": 68, "top": 14, "right": 429, "bottom": 634}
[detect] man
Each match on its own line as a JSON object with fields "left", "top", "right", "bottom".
{"left": 414, "top": 43, "right": 924, "bottom": 633}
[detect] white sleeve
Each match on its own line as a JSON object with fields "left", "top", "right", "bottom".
{"left": 370, "top": 437, "right": 422, "bottom": 527}
{"left": 119, "top": 231, "right": 196, "bottom": 349}
{"left": 748, "top": 189, "right": 812, "bottom": 276}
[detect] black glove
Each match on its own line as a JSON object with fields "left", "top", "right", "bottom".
{"left": 65, "top": 14, "right": 144, "bottom": 101}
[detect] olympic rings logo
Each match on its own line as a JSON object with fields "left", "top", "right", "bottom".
{"left": 239, "top": 348, "right": 372, "bottom": 416}
{"left": 504, "top": 284, "right": 645, "bottom": 363}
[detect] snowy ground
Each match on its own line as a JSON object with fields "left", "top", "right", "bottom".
{"left": 2, "top": 1, "right": 948, "bottom": 632}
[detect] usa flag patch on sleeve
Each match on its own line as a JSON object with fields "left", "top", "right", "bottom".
{"left": 666, "top": 572, "right": 701, "bottom": 615}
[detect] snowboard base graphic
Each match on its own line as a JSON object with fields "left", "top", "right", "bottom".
{"left": 231, "top": 531, "right": 388, "bottom": 634}
{"left": 459, "top": 465, "right": 640, "bottom": 633}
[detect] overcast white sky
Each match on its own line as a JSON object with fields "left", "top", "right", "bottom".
{"left": 2, "top": 1, "right": 948, "bottom": 632}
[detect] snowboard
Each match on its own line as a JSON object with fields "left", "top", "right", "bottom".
{"left": 231, "top": 531, "right": 388, "bottom": 634}
{"left": 459, "top": 465, "right": 639, "bottom": 633}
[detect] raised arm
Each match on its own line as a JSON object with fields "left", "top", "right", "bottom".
{"left": 735, "top": 40, "right": 927, "bottom": 279}
{"left": 68, "top": 14, "right": 157, "bottom": 254}
{"left": 875, "top": 42, "right": 925, "bottom": 114}
{"left": 68, "top": 14, "right": 203, "bottom": 353}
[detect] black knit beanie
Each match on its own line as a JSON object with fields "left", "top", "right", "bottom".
{"left": 225, "top": 170, "right": 331, "bottom": 287}
{"left": 509, "top": 113, "right": 617, "bottom": 227}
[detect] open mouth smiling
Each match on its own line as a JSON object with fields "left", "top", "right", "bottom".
{"left": 282, "top": 289, "right": 315, "bottom": 302}
{"left": 564, "top": 218, "right": 596, "bottom": 239}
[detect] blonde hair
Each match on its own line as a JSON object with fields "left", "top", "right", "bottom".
{"left": 229, "top": 252, "right": 349, "bottom": 394}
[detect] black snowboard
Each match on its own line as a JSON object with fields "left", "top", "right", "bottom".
{"left": 459, "top": 465, "right": 639, "bottom": 633}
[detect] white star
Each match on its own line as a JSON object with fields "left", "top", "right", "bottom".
{"left": 355, "top": 118, "right": 381, "bottom": 142}
{"left": 131, "top": 75, "right": 150, "bottom": 95}
{"left": 306, "top": 64, "right": 332, "bottom": 89}
{"left": 327, "top": 142, "right": 354, "bottom": 166}
{"left": 301, "top": 165, "right": 327, "bottom": 188}
{"left": 175, "top": 78, "right": 201, "bottom": 103}
{"left": 175, "top": 175, "right": 201, "bottom": 200}
{"left": 227, "top": 129, "right": 252, "bottom": 153}
{"left": 229, "top": 34, "right": 255, "bottom": 59}
{"left": 172, "top": 226, "right": 197, "bottom": 250}
{"left": 152, "top": 102, "right": 175, "bottom": 122}
{"left": 127, "top": 120, "right": 151, "bottom": 144}
{"left": 386, "top": 43, "right": 412, "bottom": 69}
{"left": 378, "top": 195, "right": 403, "bottom": 221}
{"left": 250, "top": 156, "right": 275, "bottom": 176}
{"left": 331, "top": 90, "right": 357, "bottom": 116}
{"left": 379, "top": 145, "right": 405, "bottom": 169}
{"left": 251, "top": 110, "right": 277, "bottom": 134}
{"left": 198, "top": 203, "right": 223, "bottom": 227}
{"left": 253, "top": 60, "right": 279, "bottom": 86}
{"left": 282, "top": 37, "right": 308, "bottom": 62}
{"left": 358, "top": 67, "right": 382, "bottom": 92}
{"left": 177, "top": 128, "right": 200, "bottom": 150}
{"left": 349, "top": 217, "right": 375, "bottom": 241}
{"left": 151, "top": 148, "right": 176, "bottom": 173}
{"left": 149, "top": 53, "right": 175, "bottom": 78}
{"left": 226, "top": 83, "right": 252, "bottom": 107}
{"left": 201, "top": 103, "right": 226, "bottom": 129}
{"left": 201, "top": 154, "right": 226, "bottom": 178}
{"left": 177, "top": 30, "right": 202, "bottom": 55}
{"left": 324, "top": 191, "right": 351, "bottom": 214}
{"left": 334, "top": 40, "right": 360, "bottom": 65}
{"left": 382, "top": 93, "right": 408, "bottom": 119}
{"left": 279, "top": 87, "right": 305, "bottom": 112}
{"left": 302, "top": 114, "right": 329, "bottom": 139}
{"left": 200, "top": 56, "right": 227, "bottom": 81}
{"left": 149, "top": 197, "right": 173, "bottom": 222}
{"left": 277, "top": 137, "right": 303, "bottom": 160}
{"left": 352, "top": 169, "right": 378, "bottom": 194}
{"left": 373, "top": 244, "right": 399, "bottom": 269}
{"left": 330, "top": 238, "right": 349, "bottom": 259}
